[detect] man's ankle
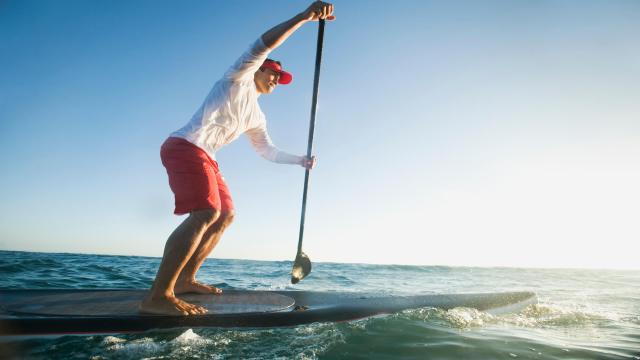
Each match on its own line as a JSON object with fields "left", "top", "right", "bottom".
{"left": 176, "top": 276, "right": 196, "bottom": 284}
{"left": 146, "top": 288, "right": 174, "bottom": 299}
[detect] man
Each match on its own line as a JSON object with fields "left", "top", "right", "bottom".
{"left": 140, "top": 1, "right": 335, "bottom": 315}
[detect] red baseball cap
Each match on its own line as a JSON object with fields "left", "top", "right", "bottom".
{"left": 260, "top": 59, "right": 293, "bottom": 85}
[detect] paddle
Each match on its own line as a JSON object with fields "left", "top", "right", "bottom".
{"left": 291, "top": 19, "right": 326, "bottom": 284}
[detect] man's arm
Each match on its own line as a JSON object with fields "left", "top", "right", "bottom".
{"left": 261, "top": 1, "right": 335, "bottom": 50}
{"left": 245, "top": 124, "right": 316, "bottom": 169}
{"left": 245, "top": 125, "right": 297, "bottom": 163}
{"left": 223, "top": 1, "right": 334, "bottom": 82}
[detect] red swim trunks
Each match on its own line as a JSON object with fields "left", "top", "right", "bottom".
{"left": 160, "top": 137, "right": 234, "bottom": 215}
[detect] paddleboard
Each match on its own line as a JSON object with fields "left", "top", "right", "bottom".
{"left": 0, "top": 289, "right": 536, "bottom": 336}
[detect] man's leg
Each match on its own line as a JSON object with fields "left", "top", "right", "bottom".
{"left": 175, "top": 211, "right": 235, "bottom": 294}
{"left": 139, "top": 209, "right": 220, "bottom": 315}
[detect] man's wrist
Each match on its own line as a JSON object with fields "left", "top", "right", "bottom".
{"left": 293, "top": 12, "right": 309, "bottom": 25}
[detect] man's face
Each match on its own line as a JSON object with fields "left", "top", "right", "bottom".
{"left": 254, "top": 68, "right": 280, "bottom": 94}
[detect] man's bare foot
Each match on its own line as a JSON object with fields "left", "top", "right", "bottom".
{"left": 175, "top": 280, "right": 223, "bottom": 295}
{"left": 139, "top": 294, "right": 208, "bottom": 315}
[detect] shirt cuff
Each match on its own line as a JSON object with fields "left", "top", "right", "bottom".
{"left": 274, "top": 151, "right": 302, "bottom": 165}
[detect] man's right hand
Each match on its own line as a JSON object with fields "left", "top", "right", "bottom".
{"left": 301, "top": 1, "right": 336, "bottom": 22}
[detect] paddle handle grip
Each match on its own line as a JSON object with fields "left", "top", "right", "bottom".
{"left": 297, "top": 19, "right": 325, "bottom": 254}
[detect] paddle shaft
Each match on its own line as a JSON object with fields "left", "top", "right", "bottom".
{"left": 297, "top": 19, "right": 325, "bottom": 254}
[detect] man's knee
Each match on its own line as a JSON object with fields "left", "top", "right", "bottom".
{"left": 191, "top": 209, "right": 221, "bottom": 227}
{"left": 220, "top": 210, "right": 235, "bottom": 227}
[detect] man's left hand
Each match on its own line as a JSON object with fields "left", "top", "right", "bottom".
{"left": 300, "top": 155, "right": 317, "bottom": 170}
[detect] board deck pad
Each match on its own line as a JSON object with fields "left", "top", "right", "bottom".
{"left": 5, "top": 290, "right": 295, "bottom": 316}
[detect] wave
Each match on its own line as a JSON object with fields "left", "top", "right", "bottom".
{"left": 391, "top": 302, "right": 610, "bottom": 330}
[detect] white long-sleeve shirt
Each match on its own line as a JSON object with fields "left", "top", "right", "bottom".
{"left": 170, "top": 38, "right": 300, "bottom": 164}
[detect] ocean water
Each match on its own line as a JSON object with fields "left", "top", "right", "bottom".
{"left": 0, "top": 250, "right": 638, "bottom": 359}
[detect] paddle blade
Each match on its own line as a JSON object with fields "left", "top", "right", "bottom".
{"left": 291, "top": 252, "right": 312, "bottom": 284}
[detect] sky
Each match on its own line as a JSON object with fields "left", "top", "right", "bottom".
{"left": 1, "top": 0, "right": 639, "bottom": 270}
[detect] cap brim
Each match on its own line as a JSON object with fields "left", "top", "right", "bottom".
{"left": 278, "top": 71, "right": 293, "bottom": 85}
